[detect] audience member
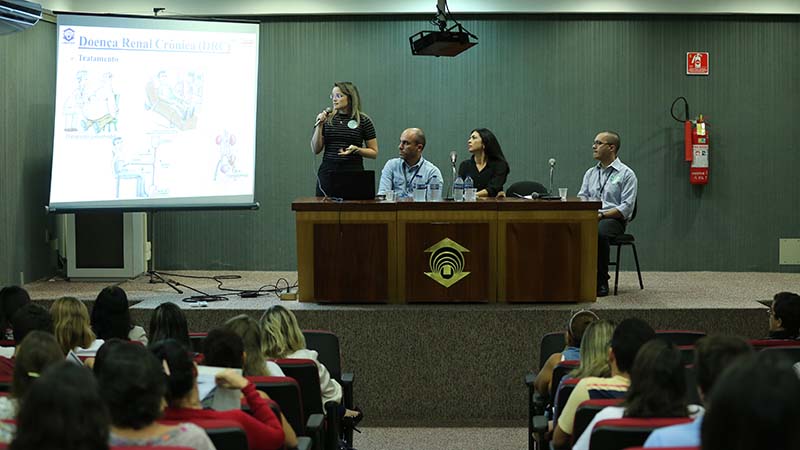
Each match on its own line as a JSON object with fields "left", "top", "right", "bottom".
{"left": 224, "top": 314, "right": 284, "bottom": 376}
{"left": 644, "top": 335, "right": 752, "bottom": 448}
{"left": 91, "top": 338, "right": 129, "bottom": 376}
{"left": 572, "top": 339, "right": 701, "bottom": 450}
{"left": 0, "top": 286, "right": 31, "bottom": 341}
{"left": 0, "top": 303, "right": 54, "bottom": 376}
{"left": 766, "top": 291, "right": 800, "bottom": 339}
{"left": 9, "top": 361, "right": 110, "bottom": 450}
{"left": 51, "top": 297, "right": 103, "bottom": 356}
{"left": 95, "top": 340, "right": 215, "bottom": 449}
{"left": 553, "top": 320, "right": 615, "bottom": 420}
{"left": 148, "top": 302, "right": 191, "bottom": 350}
{"left": 202, "top": 328, "right": 297, "bottom": 448}
{"left": 0, "top": 331, "right": 64, "bottom": 445}
{"left": 552, "top": 317, "right": 655, "bottom": 448}
{"left": 701, "top": 351, "right": 800, "bottom": 450}
{"left": 535, "top": 309, "right": 599, "bottom": 395}
{"left": 151, "top": 339, "right": 285, "bottom": 450}
{"left": 91, "top": 286, "right": 148, "bottom": 345}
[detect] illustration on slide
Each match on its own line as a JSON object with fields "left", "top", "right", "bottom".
{"left": 144, "top": 70, "right": 204, "bottom": 131}
{"left": 63, "top": 71, "right": 119, "bottom": 133}
{"left": 213, "top": 130, "right": 244, "bottom": 181}
{"left": 111, "top": 136, "right": 155, "bottom": 198}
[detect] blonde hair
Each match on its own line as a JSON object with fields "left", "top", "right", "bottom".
{"left": 260, "top": 305, "right": 306, "bottom": 359}
{"left": 329, "top": 81, "right": 366, "bottom": 127}
{"left": 225, "top": 314, "right": 269, "bottom": 376}
{"left": 569, "top": 320, "right": 614, "bottom": 379}
{"left": 50, "top": 297, "right": 95, "bottom": 355}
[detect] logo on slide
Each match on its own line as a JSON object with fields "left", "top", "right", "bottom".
{"left": 62, "top": 28, "right": 75, "bottom": 42}
{"left": 424, "top": 238, "right": 470, "bottom": 288}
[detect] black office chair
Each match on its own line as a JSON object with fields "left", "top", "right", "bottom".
{"left": 608, "top": 201, "right": 643, "bottom": 295}
{"left": 506, "top": 181, "right": 548, "bottom": 197}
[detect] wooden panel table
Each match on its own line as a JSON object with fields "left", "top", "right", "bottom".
{"left": 292, "top": 197, "right": 600, "bottom": 303}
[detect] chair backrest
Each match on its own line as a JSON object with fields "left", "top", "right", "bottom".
{"left": 302, "top": 330, "right": 342, "bottom": 381}
{"left": 553, "top": 377, "right": 582, "bottom": 423}
{"left": 274, "top": 358, "right": 325, "bottom": 416}
{"left": 749, "top": 339, "right": 800, "bottom": 350}
{"left": 539, "top": 331, "right": 566, "bottom": 369}
{"left": 677, "top": 345, "right": 695, "bottom": 366}
{"left": 188, "top": 332, "right": 207, "bottom": 353}
{"left": 112, "top": 447, "right": 194, "bottom": 450}
{"left": 623, "top": 447, "right": 699, "bottom": 450}
{"left": 573, "top": 398, "right": 624, "bottom": 443}
{"left": 161, "top": 418, "right": 248, "bottom": 450}
{"left": 683, "top": 365, "right": 701, "bottom": 406}
{"left": 247, "top": 375, "right": 306, "bottom": 434}
{"left": 759, "top": 344, "right": 800, "bottom": 363}
{"left": 0, "top": 376, "right": 11, "bottom": 392}
{"left": 655, "top": 330, "right": 706, "bottom": 346}
{"left": 549, "top": 360, "right": 580, "bottom": 402}
{"left": 589, "top": 417, "right": 693, "bottom": 450}
{"left": 506, "top": 180, "right": 548, "bottom": 197}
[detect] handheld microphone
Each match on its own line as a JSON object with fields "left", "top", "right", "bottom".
{"left": 313, "top": 107, "right": 333, "bottom": 128}
{"left": 450, "top": 150, "right": 458, "bottom": 167}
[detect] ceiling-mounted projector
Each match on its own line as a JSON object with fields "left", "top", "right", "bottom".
{"left": 409, "top": 0, "right": 477, "bottom": 57}
{"left": 0, "top": 0, "right": 41, "bottom": 35}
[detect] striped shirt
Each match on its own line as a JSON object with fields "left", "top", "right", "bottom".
{"left": 322, "top": 112, "right": 376, "bottom": 162}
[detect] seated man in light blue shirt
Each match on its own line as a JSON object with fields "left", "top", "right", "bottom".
{"left": 577, "top": 131, "right": 637, "bottom": 297}
{"left": 644, "top": 335, "right": 752, "bottom": 448}
{"left": 378, "top": 128, "right": 442, "bottom": 197}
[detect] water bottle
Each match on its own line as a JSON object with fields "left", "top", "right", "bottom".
{"left": 428, "top": 175, "right": 442, "bottom": 202}
{"left": 453, "top": 176, "right": 464, "bottom": 202}
{"left": 413, "top": 174, "right": 427, "bottom": 201}
{"left": 464, "top": 175, "right": 476, "bottom": 201}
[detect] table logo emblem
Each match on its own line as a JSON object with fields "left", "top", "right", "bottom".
{"left": 424, "top": 238, "right": 470, "bottom": 287}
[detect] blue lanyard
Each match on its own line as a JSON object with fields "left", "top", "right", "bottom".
{"left": 403, "top": 159, "right": 424, "bottom": 193}
{"left": 597, "top": 166, "right": 613, "bottom": 196}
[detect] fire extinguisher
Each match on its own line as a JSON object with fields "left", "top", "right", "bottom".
{"left": 671, "top": 97, "right": 709, "bottom": 185}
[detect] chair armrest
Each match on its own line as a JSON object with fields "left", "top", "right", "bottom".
{"left": 295, "top": 436, "right": 312, "bottom": 450}
{"left": 341, "top": 372, "right": 354, "bottom": 408}
{"left": 525, "top": 372, "right": 536, "bottom": 388}
{"left": 305, "top": 413, "right": 325, "bottom": 450}
{"left": 532, "top": 414, "right": 548, "bottom": 433}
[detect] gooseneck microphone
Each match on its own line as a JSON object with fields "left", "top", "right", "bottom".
{"left": 449, "top": 150, "right": 458, "bottom": 199}
{"left": 548, "top": 158, "right": 556, "bottom": 195}
{"left": 313, "top": 107, "right": 333, "bottom": 128}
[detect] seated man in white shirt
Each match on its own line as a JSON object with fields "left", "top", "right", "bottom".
{"left": 643, "top": 335, "right": 752, "bottom": 448}
{"left": 378, "top": 128, "right": 442, "bottom": 198}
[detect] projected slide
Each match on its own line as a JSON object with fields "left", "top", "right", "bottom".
{"left": 49, "top": 15, "right": 259, "bottom": 210}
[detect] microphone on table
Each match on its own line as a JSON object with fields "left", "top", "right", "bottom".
{"left": 450, "top": 150, "right": 458, "bottom": 168}
{"left": 449, "top": 151, "right": 458, "bottom": 199}
{"left": 548, "top": 158, "right": 556, "bottom": 194}
{"left": 313, "top": 107, "right": 333, "bottom": 128}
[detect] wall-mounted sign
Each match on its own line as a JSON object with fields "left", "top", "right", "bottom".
{"left": 424, "top": 238, "right": 470, "bottom": 288}
{"left": 687, "top": 52, "right": 709, "bottom": 75}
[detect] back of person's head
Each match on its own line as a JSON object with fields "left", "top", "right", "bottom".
{"left": 623, "top": 339, "right": 687, "bottom": 418}
{"left": 701, "top": 351, "right": 800, "bottom": 450}
{"left": 149, "top": 338, "right": 195, "bottom": 405}
{"left": 567, "top": 310, "right": 600, "bottom": 347}
{"left": 96, "top": 341, "right": 166, "bottom": 429}
{"left": 10, "top": 361, "right": 109, "bottom": 450}
{"left": 203, "top": 328, "right": 244, "bottom": 369}
{"left": 91, "top": 286, "right": 132, "bottom": 340}
{"left": 610, "top": 317, "right": 655, "bottom": 373}
{"left": 225, "top": 314, "right": 268, "bottom": 376}
{"left": 11, "top": 303, "right": 53, "bottom": 343}
{"left": 0, "top": 285, "right": 31, "bottom": 331}
{"left": 148, "top": 302, "right": 190, "bottom": 350}
{"left": 50, "top": 297, "right": 95, "bottom": 355}
{"left": 694, "top": 335, "right": 752, "bottom": 396}
{"left": 772, "top": 291, "right": 800, "bottom": 338}
{"left": 261, "top": 305, "right": 306, "bottom": 358}
{"left": 11, "top": 331, "right": 63, "bottom": 399}
{"left": 570, "top": 320, "right": 615, "bottom": 379}
{"left": 92, "top": 338, "right": 129, "bottom": 374}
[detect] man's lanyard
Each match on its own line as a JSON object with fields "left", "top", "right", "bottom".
{"left": 597, "top": 165, "right": 613, "bottom": 196}
{"left": 402, "top": 159, "right": 424, "bottom": 193}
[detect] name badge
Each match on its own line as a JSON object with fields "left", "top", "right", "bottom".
{"left": 347, "top": 120, "right": 358, "bottom": 129}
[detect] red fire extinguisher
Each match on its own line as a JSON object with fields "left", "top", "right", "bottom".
{"left": 671, "top": 97, "right": 709, "bottom": 185}
{"left": 689, "top": 115, "right": 709, "bottom": 185}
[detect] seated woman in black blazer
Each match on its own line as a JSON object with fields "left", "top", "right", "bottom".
{"left": 458, "top": 128, "right": 510, "bottom": 197}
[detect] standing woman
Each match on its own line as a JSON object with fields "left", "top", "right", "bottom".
{"left": 459, "top": 128, "right": 510, "bottom": 197}
{"left": 311, "top": 82, "right": 379, "bottom": 196}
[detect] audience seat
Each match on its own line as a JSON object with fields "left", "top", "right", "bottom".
{"left": 0, "top": 376, "right": 10, "bottom": 392}
{"left": 759, "top": 344, "right": 800, "bottom": 362}
{"left": 276, "top": 358, "right": 341, "bottom": 450}
{"left": 589, "top": 417, "right": 693, "bottom": 450}
{"left": 189, "top": 332, "right": 208, "bottom": 353}
{"left": 654, "top": 331, "right": 706, "bottom": 346}
{"left": 248, "top": 375, "right": 321, "bottom": 450}
{"left": 683, "top": 365, "right": 701, "bottom": 405}
{"left": 525, "top": 331, "right": 567, "bottom": 450}
{"left": 573, "top": 398, "right": 624, "bottom": 444}
{"left": 624, "top": 447, "right": 699, "bottom": 450}
{"left": 749, "top": 339, "right": 800, "bottom": 350}
{"left": 538, "top": 331, "right": 567, "bottom": 369}
{"left": 549, "top": 360, "right": 580, "bottom": 404}
{"left": 161, "top": 418, "right": 247, "bottom": 450}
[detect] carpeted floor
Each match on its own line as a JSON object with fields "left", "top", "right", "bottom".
{"left": 352, "top": 427, "right": 528, "bottom": 450}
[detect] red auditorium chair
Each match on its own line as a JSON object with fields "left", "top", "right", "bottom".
{"left": 0, "top": 376, "right": 10, "bottom": 392}
{"left": 589, "top": 417, "right": 693, "bottom": 450}
{"left": 276, "top": 358, "right": 340, "bottom": 450}
{"left": 188, "top": 332, "right": 208, "bottom": 353}
{"left": 302, "top": 329, "right": 356, "bottom": 446}
{"left": 749, "top": 338, "right": 800, "bottom": 350}
{"left": 549, "top": 360, "right": 580, "bottom": 404}
{"left": 624, "top": 447, "right": 699, "bottom": 450}
{"left": 572, "top": 398, "right": 624, "bottom": 444}
{"left": 112, "top": 447, "right": 194, "bottom": 450}
{"left": 759, "top": 344, "right": 800, "bottom": 362}
{"left": 524, "top": 331, "right": 569, "bottom": 450}
{"left": 160, "top": 418, "right": 247, "bottom": 450}
{"left": 248, "top": 375, "right": 321, "bottom": 450}
{"left": 654, "top": 330, "right": 706, "bottom": 346}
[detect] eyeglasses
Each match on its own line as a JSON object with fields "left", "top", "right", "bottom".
{"left": 330, "top": 93, "right": 345, "bottom": 100}
{"left": 593, "top": 140, "right": 611, "bottom": 146}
